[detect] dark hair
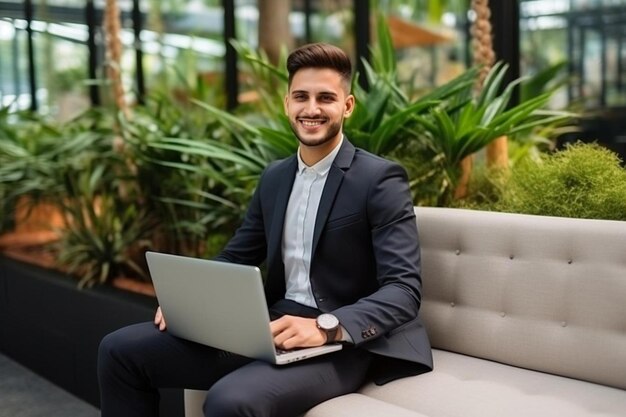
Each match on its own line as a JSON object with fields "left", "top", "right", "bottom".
{"left": 286, "top": 43, "right": 352, "bottom": 90}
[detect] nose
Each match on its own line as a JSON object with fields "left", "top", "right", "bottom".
{"left": 303, "top": 98, "right": 321, "bottom": 116}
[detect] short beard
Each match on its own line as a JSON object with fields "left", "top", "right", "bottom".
{"left": 289, "top": 119, "right": 343, "bottom": 148}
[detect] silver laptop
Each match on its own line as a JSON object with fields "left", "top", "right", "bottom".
{"left": 145, "top": 251, "right": 342, "bottom": 365}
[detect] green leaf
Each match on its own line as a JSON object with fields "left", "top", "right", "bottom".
{"left": 371, "top": 100, "right": 439, "bottom": 155}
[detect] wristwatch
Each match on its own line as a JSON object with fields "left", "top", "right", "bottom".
{"left": 316, "top": 313, "right": 340, "bottom": 343}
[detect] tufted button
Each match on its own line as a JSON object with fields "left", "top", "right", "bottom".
{"left": 509, "top": 255, "right": 515, "bottom": 260}
{"left": 561, "top": 321, "right": 567, "bottom": 327}
{"left": 567, "top": 259, "right": 573, "bottom": 265}
{"left": 455, "top": 249, "right": 461, "bottom": 255}
{"left": 500, "top": 312, "right": 506, "bottom": 318}
{"left": 450, "top": 302, "right": 456, "bottom": 307}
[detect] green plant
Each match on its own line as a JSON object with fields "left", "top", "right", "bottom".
{"left": 345, "top": 13, "right": 470, "bottom": 156}
{"left": 0, "top": 106, "right": 67, "bottom": 231}
{"left": 57, "top": 197, "right": 152, "bottom": 288}
{"left": 231, "top": 40, "right": 289, "bottom": 120}
{"left": 0, "top": 104, "right": 157, "bottom": 287}
{"left": 55, "top": 159, "right": 154, "bottom": 288}
{"left": 519, "top": 60, "right": 568, "bottom": 103}
{"left": 495, "top": 142, "right": 626, "bottom": 220}
{"left": 411, "top": 61, "right": 574, "bottom": 204}
{"left": 120, "top": 89, "right": 271, "bottom": 257}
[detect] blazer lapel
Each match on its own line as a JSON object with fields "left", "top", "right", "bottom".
{"left": 311, "top": 140, "right": 355, "bottom": 256}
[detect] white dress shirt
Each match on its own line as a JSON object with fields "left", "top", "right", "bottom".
{"left": 282, "top": 138, "right": 343, "bottom": 308}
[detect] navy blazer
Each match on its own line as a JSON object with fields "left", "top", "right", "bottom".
{"left": 217, "top": 140, "right": 433, "bottom": 383}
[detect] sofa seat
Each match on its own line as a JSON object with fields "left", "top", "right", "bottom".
{"left": 332, "top": 349, "right": 626, "bottom": 417}
{"left": 186, "top": 349, "right": 626, "bottom": 417}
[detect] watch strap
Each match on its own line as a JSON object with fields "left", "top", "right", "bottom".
{"left": 325, "top": 327, "right": 338, "bottom": 343}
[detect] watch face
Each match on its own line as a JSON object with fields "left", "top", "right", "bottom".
{"left": 317, "top": 313, "right": 339, "bottom": 330}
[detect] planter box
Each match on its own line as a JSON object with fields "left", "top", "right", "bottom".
{"left": 0, "top": 255, "right": 183, "bottom": 416}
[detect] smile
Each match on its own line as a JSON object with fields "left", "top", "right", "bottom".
{"left": 299, "top": 119, "right": 326, "bottom": 127}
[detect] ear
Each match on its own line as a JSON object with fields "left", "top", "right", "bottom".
{"left": 343, "top": 94, "right": 355, "bottom": 119}
{"left": 283, "top": 94, "right": 289, "bottom": 115}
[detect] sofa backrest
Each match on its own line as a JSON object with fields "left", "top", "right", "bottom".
{"left": 415, "top": 207, "right": 626, "bottom": 390}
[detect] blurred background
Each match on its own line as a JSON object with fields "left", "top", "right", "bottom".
{"left": 1, "top": 1, "right": 624, "bottom": 140}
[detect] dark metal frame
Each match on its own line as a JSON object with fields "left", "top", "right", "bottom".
{"left": 490, "top": 0, "right": 521, "bottom": 105}
{"left": 223, "top": 0, "right": 238, "bottom": 110}
{"left": 132, "top": 0, "right": 145, "bottom": 105}
{"left": 353, "top": 0, "right": 371, "bottom": 91}
{"left": 24, "top": 0, "right": 37, "bottom": 111}
{"left": 85, "top": 0, "right": 100, "bottom": 106}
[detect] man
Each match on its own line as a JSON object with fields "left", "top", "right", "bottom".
{"left": 98, "top": 43, "right": 432, "bottom": 417}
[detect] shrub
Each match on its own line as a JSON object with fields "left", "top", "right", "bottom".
{"left": 495, "top": 143, "right": 626, "bottom": 220}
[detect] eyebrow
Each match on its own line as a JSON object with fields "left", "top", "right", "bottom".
{"left": 290, "top": 90, "right": 338, "bottom": 97}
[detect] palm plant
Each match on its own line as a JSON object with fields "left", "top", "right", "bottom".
{"left": 55, "top": 153, "right": 154, "bottom": 288}
{"left": 412, "top": 61, "right": 574, "bottom": 204}
{"left": 116, "top": 86, "right": 269, "bottom": 258}
{"left": 343, "top": 13, "right": 475, "bottom": 156}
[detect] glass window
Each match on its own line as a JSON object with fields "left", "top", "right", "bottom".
{"left": 0, "top": 1, "right": 92, "bottom": 118}
{"left": 138, "top": 0, "right": 226, "bottom": 104}
{"left": 0, "top": 2, "right": 31, "bottom": 111}
{"left": 520, "top": 0, "right": 626, "bottom": 109}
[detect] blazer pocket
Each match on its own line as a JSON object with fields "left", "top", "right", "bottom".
{"left": 325, "top": 213, "right": 363, "bottom": 232}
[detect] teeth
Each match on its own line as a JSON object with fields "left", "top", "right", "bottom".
{"left": 301, "top": 120, "right": 323, "bottom": 127}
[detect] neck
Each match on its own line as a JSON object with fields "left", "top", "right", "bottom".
{"left": 299, "top": 135, "right": 342, "bottom": 166}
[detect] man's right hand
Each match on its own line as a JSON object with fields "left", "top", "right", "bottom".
{"left": 154, "top": 306, "right": 167, "bottom": 331}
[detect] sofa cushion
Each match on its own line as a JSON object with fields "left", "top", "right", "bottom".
{"left": 415, "top": 207, "right": 626, "bottom": 390}
{"left": 359, "top": 349, "right": 626, "bottom": 417}
{"left": 304, "top": 393, "right": 429, "bottom": 417}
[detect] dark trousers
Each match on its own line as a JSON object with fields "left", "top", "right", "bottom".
{"left": 97, "top": 301, "right": 372, "bottom": 417}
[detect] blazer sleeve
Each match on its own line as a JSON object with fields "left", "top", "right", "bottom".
{"left": 331, "top": 162, "right": 422, "bottom": 345}
{"left": 214, "top": 169, "right": 268, "bottom": 267}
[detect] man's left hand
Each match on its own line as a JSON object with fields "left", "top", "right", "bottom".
{"left": 270, "top": 315, "right": 328, "bottom": 350}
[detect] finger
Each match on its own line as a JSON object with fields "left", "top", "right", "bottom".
{"left": 273, "top": 327, "right": 293, "bottom": 347}
{"left": 154, "top": 307, "right": 162, "bottom": 325}
{"left": 269, "top": 315, "right": 291, "bottom": 336}
{"left": 281, "top": 334, "right": 302, "bottom": 350}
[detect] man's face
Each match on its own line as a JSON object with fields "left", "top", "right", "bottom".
{"left": 284, "top": 68, "right": 355, "bottom": 149}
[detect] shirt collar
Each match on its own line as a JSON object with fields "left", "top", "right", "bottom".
{"left": 296, "top": 136, "right": 344, "bottom": 177}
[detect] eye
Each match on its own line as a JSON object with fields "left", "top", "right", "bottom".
{"left": 319, "top": 95, "right": 335, "bottom": 102}
{"left": 293, "top": 93, "right": 307, "bottom": 101}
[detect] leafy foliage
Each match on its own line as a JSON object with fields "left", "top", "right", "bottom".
{"left": 495, "top": 143, "right": 626, "bottom": 220}
{"left": 0, "top": 107, "right": 69, "bottom": 232}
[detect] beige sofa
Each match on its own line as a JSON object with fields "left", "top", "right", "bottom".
{"left": 185, "top": 207, "right": 626, "bottom": 417}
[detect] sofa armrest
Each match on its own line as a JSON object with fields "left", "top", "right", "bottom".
{"left": 184, "top": 389, "right": 207, "bottom": 417}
